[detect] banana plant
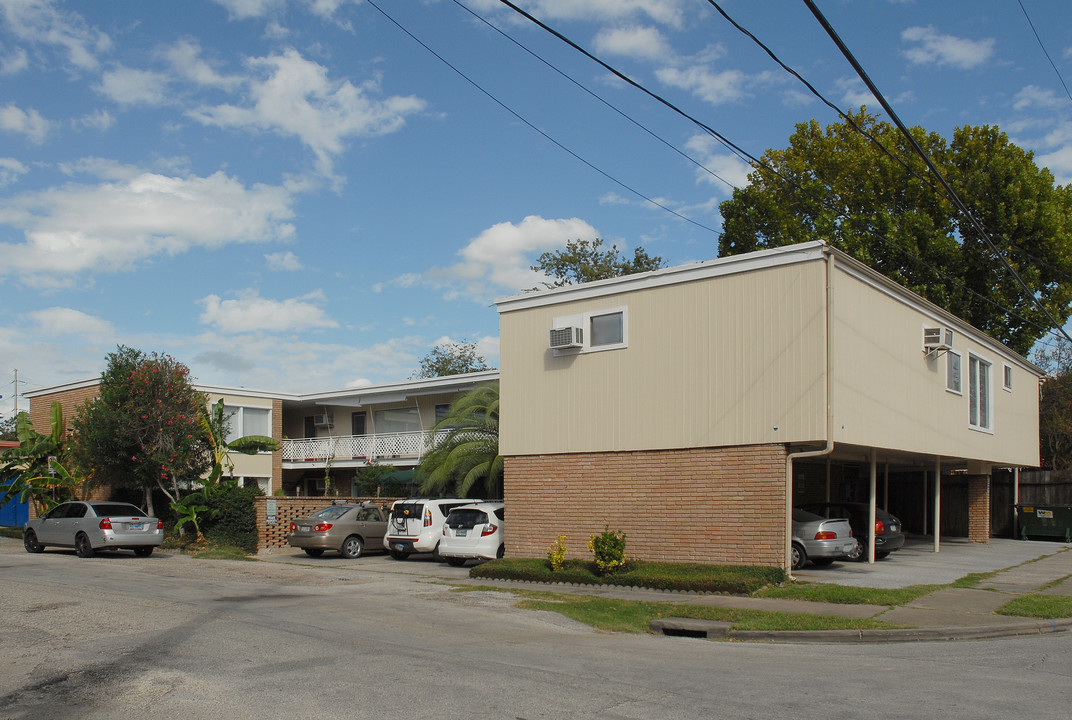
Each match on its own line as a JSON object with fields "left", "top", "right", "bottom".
{"left": 200, "top": 398, "right": 280, "bottom": 485}
{"left": 0, "top": 403, "right": 78, "bottom": 515}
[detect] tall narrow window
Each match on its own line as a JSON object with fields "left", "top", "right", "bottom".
{"left": 351, "top": 412, "right": 366, "bottom": 436}
{"left": 946, "top": 350, "right": 961, "bottom": 394}
{"left": 1003, "top": 364, "right": 1013, "bottom": 391}
{"left": 969, "top": 354, "right": 992, "bottom": 430}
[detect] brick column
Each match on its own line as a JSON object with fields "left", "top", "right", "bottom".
{"left": 967, "top": 475, "right": 991, "bottom": 543}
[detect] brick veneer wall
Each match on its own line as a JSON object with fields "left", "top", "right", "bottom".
{"left": 29, "top": 383, "right": 100, "bottom": 439}
{"left": 504, "top": 444, "right": 789, "bottom": 568}
{"left": 968, "top": 475, "right": 991, "bottom": 542}
{"left": 255, "top": 496, "right": 399, "bottom": 549}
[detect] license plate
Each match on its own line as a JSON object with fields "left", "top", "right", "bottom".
{"left": 391, "top": 542, "right": 407, "bottom": 551}
{"left": 457, "top": 529, "right": 468, "bottom": 536}
{"left": 300, "top": 525, "right": 311, "bottom": 532}
{"left": 130, "top": 523, "right": 142, "bottom": 530}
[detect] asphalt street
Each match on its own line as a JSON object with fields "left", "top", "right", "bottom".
{"left": 1, "top": 539, "right": 1071, "bottom": 719}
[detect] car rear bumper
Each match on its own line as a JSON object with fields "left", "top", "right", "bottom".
{"left": 875, "top": 534, "right": 906, "bottom": 552}
{"left": 288, "top": 534, "right": 336, "bottom": 550}
{"left": 385, "top": 536, "right": 437, "bottom": 553}
{"left": 802, "top": 538, "right": 858, "bottom": 559}
{"left": 98, "top": 529, "right": 164, "bottom": 548}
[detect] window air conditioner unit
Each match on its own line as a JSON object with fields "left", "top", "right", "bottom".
{"left": 549, "top": 326, "right": 583, "bottom": 349}
{"left": 923, "top": 326, "right": 954, "bottom": 352}
{"left": 313, "top": 413, "right": 334, "bottom": 428}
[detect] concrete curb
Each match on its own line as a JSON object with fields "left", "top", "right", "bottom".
{"left": 725, "top": 617, "right": 1072, "bottom": 643}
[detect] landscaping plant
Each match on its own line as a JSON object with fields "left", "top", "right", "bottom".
{"left": 587, "top": 525, "right": 627, "bottom": 575}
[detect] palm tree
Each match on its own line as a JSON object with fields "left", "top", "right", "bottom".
{"left": 418, "top": 382, "right": 502, "bottom": 499}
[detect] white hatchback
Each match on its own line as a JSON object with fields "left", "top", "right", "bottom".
{"left": 438, "top": 502, "right": 504, "bottom": 566}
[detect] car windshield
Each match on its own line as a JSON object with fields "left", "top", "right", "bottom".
{"left": 311, "top": 506, "right": 352, "bottom": 521}
{"left": 446, "top": 509, "right": 488, "bottom": 529}
{"left": 90, "top": 503, "right": 146, "bottom": 517}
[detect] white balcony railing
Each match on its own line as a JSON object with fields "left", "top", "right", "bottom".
{"left": 282, "top": 431, "right": 447, "bottom": 463}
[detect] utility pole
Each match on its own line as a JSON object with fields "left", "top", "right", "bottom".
{"left": 13, "top": 369, "right": 18, "bottom": 415}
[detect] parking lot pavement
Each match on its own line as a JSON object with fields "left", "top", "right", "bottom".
{"left": 792, "top": 536, "right": 1072, "bottom": 588}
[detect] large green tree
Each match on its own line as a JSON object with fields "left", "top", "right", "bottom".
{"left": 69, "top": 346, "right": 210, "bottom": 515}
{"left": 531, "top": 238, "right": 665, "bottom": 288}
{"left": 413, "top": 341, "right": 490, "bottom": 379}
{"left": 1035, "top": 339, "right": 1072, "bottom": 471}
{"left": 417, "top": 382, "right": 502, "bottom": 499}
{"left": 718, "top": 109, "right": 1072, "bottom": 355}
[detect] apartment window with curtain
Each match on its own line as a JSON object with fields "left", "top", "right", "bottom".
{"left": 223, "top": 405, "right": 272, "bottom": 444}
{"left": 968, "top": 354, "right": 992, "bottom": 431}
{"left": 946, "top": 350, "right": 962, "bottom": 394}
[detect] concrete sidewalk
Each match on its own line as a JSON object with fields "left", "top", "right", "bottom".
{"left": 455, "top": 539, "right": 1072, "bottom": 642}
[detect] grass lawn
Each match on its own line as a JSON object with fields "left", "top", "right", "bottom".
{"left": 996, "top": 593, "right": 1072, "bottom": 619}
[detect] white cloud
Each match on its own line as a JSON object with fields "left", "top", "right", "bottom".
{"left": 684, "top": 134, "right": 751, "bottom": 192}
{"left": 163, "top": 39, "right": 242, "bottom": 90}
{"left": 1, "top": 47, "right": 28, "bottom": 74}
{"left": 199, "top": 289, "right": 338, "bottom": 334}
{"left": 836, "top": 77, "right": 878, "bottom": 109}
{"left": 467, "top": 0, "right": 685, "bottom": 27}
{"left": 211, "top": 0, "right": 285, "bottom": 20}
{"left": 76, "top": 109, "right": 114, "bottom": 130}
{"left": 28, "top": 307, "right": 114, "bottom": 339}
{"left": 0, "top": 157, "right": 29, "bottom": 187}
{"left": 424, "top": 215, "right": 600, "bottom": 300}
{"left": 0, "top": 0, "right": 111, "bottom": 70}
{"left": 0, "top": 103, "right": 50, "bottom": 142}
{"left": 96, "top": 65, "right": 170, "bottom": 106}
{"left": 1014, "top": 85, "right": 1063, "bottom": 111}
{"left": 0, "top": 164, "right": 297, "bottom": 285}
{"left": 189, "top": 48, "right": 426, "bottom": 181}
{"left": 1037, "top": 145, "right": 1072, "bottom": 185}
{"left": 265, "top": 250, "right": 303, "bottom": 270}
{"left": 901, "top": 26, "right": 995, "bottom": 69}
{"left": 593, "top": 25, "right": 672, "bottom": 61}
{"left": 656, "top": 64, "right": 758, "bottom": 106}
{"left": 393, "top": 273, "right": 420, "bottom": 288}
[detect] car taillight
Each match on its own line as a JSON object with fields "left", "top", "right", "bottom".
{"left": 424, "top": 509, "right": 432, "bottom": 527}
{"left": 290, "top": 522, "right": 297, "bottom": 531}
{"left": 875, "top": 520, "right": 886, "bottom": 535}
{"left": 157, "top": 519, "right": 163, "bottom": 529}
{"left": 481, "top": 523, "right": 498, "bottom": 537}
{"left": 313, "top": 523, "right": 333, "bottom": 532}
{"left": 99, "top": 518, "right": 112, "bottom": 530}
{"left": 814, "top": 531, "right": 836, "bottom": 540}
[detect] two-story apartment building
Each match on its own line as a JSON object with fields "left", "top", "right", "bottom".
{"left": 495, "top": 241, "right": 1042, "bottom": 570}
{"left": 27, "top": 370, "right": 499, "bottom": 497}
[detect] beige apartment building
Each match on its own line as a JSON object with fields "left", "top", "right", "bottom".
{"left": 496, "top": 241, "right": 1042, "bottom": 570}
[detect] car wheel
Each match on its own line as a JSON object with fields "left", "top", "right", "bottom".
{"left": 75, "top": 533, "right": 95, "bottom": 559}
{"left": 388, "top": 549, "right": 410, "bottom": 561}
{"left": 811, "top": 557, "right": 834, "bottom": 567}
{"left": 340, "top": 535, "right": 363, "bottom": 559}
{"left": 791, "top": 542, "right": 806, "bottom": 570}
{"left": 876, "top": 551, "right": 890, "bottom": 559}
{"left": 445, "top": 557, "right": 467, "bottom": 567}
{"left": 133, "top": 546, "right": 153, "bottom": 557}
{"left": 303, "top": 548, "right": 324, "bottom": 557}
{"left": 845, "top": 540, "right": 866, "bottom": 561}
{"left": 23, "top": 530, "right": 44, "bottom": 554}
{"left": 496, "top": 543, "right": 505, "bottom": 559}
{"left": 431, "top": 541, "right": 442, "bottom": 562}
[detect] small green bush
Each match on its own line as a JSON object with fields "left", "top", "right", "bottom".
{"left": 201, "top": 483, "right": 262, "bottom": 553}
{"left": 587, "top": 525, "right": 627, "bottom": 575}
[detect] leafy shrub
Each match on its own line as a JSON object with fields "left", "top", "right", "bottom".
{"left": 587, "top": 525, "right": 627, "bottom": 575}
{"left": 202, "top": 483, "right": 262, "bottom": 553}
{"left": 547, "top": 535, "right": 567, "bottom": 571}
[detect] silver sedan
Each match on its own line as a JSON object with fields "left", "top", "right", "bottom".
{"left": 791, "top": 508, "right": 856, "bottom": 570}
{"left": 24, "top": 501, "right": 164, "bottom": 558}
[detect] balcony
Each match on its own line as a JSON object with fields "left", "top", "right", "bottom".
{"left": 282, "top": 431, "right": 444, "bottom": 465}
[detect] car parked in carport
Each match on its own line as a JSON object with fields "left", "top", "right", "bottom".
{"left": 23, "top": 501, "right": 163, "bottom": 558}
{"left": 798, "top": 502, "right": 905, "bottom": 560}
{"left": 287, "top": 502, "right": 389, "bottom": 558}
{"left": 791, "top": 509, "right": 856, "bottom": 570}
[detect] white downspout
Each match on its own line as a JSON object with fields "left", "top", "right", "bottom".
{"left": 785, "top": 249, "right": 836, "bottom": 578}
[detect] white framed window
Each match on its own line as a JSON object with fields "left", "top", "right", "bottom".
{"left": 238, "top": 476, "right": 270, "bottom": 493}
{"left": 373, "top": 406, "right": 420, "bottom": 434}
{"left": 1003, "top": 364, "right": 1013, "bottom": 392}
{"left": 589, "top": 309, "right": 626, "bottom": 348}
{"left": 968, "top": 353, "right": 992, "bottom": 432}
{"left": 946, "top": 349, "right": 962, "bottom": 394}
{"left": 224, "top": 405, "right": 272, "bottom": 444}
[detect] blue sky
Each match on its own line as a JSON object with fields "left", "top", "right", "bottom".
{"left": 2, "top": 0, "right": 1070, "bottom": 417}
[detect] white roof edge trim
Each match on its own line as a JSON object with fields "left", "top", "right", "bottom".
{"left": 23, "top": 377, "right": 101, "bottom": 397}
{"left": 495, "top": 241, "right": 827, "bottom": 313}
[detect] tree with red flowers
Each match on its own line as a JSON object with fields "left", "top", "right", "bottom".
{"left": 69, "top": 346, "right": 211, "bottom": 515}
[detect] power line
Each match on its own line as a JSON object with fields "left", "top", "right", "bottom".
{"left": 362, "top": 0, "right": 721, "bottom": 235}
{"left": 1017, "top": 0, "right": 1072, "bottom": 105}
{"left": 451, "top": 0, "right": 737, "bottom": 193}
{"left": 801, "top": 0, "right": 1072, "bottom": 346}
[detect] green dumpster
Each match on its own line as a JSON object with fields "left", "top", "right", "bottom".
{"left": 1017, "top": 504, "right": 1072, "bottom": 542}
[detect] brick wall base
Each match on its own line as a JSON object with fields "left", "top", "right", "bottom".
{"left": 968, "top": 475, "right": 991, "bottom": 543}
{"left": 504, "top": 444, "right": 788, "bottom": 568}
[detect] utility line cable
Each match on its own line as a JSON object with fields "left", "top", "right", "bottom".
{"left": 802, "top": 0, "right": 1072, "bottom": 346}
{"left": 1017, "top": 0, "right": 1072, "bottom": 104}
{"left": 495, "top": 0, "right": 1055, "bottom": 347}
{"left": 452, "top": 0, "right": 737, "bottom": 192}
{"left": 362, "top": 0, "right": 720, "bottom": 235}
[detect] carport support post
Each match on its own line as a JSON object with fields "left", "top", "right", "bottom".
{"left": 933, "top": 457, "right": 941, "bottom": 553}
{"left": 868, "top": 448, "right": 877, "bottom": 564}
